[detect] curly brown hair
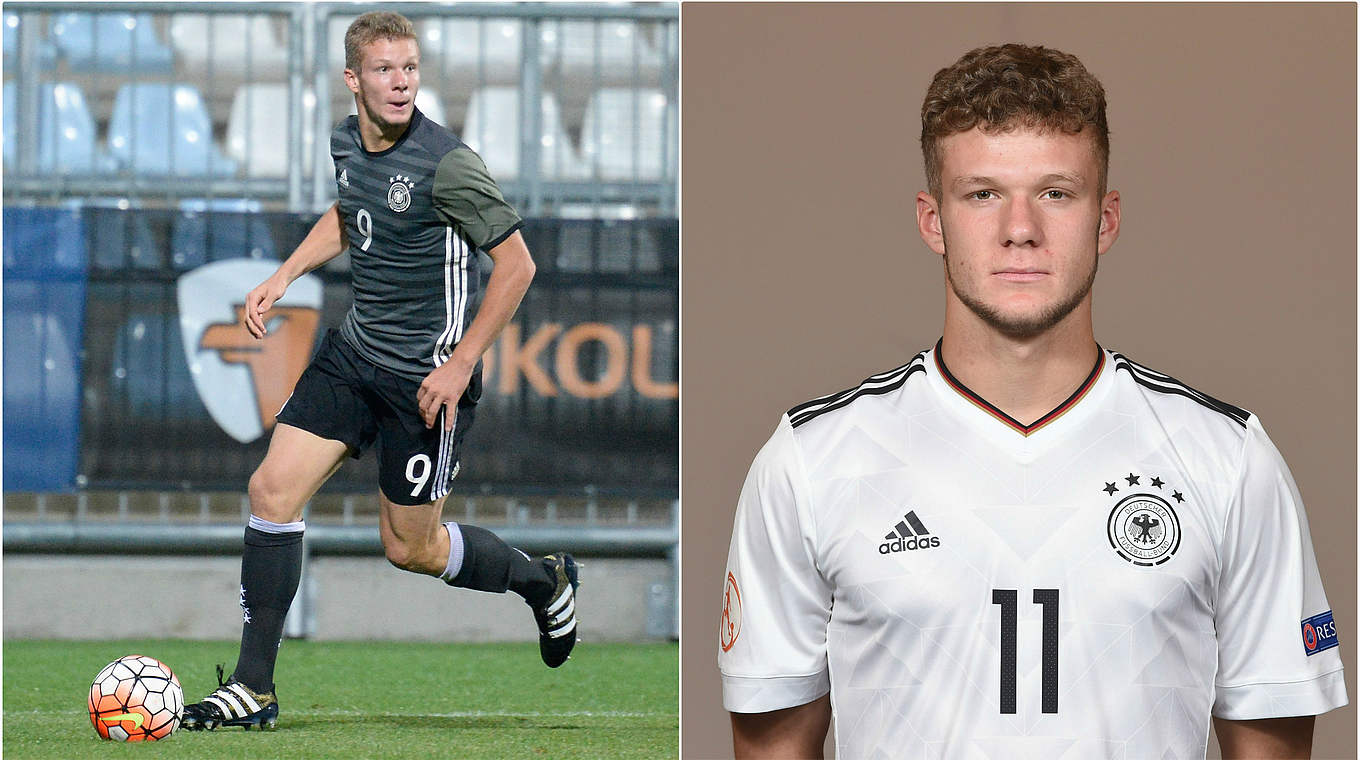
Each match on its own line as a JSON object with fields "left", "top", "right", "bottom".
{"left": 921, "top": 44, "right": 1109, "bottom": 198}
{"left": 344, "top": 11, "right": 417, "bottom": 72}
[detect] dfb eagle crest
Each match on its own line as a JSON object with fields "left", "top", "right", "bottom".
{"left": 1102, "top": 472, "right": 1183, "bottom": 566}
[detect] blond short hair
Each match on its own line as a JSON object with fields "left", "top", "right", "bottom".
{"left": 344, "top": 11, "right": 417, "bottom": 71}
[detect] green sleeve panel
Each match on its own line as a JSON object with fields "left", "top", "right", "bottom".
{"left": 432, "top": 147, "right": 523, "bottom": 251}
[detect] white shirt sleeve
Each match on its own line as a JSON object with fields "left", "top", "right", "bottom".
{"left": 719, "top": 415, "right": 834, "bottom": 713}
{"left": 1211, "top": 416, "right": 1348, "bottom": 719}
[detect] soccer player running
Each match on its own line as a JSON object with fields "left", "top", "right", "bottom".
{"left": 719, "top": 44, "right": 1346, "bottom": 758}
{"left": 182, "top": 12, "right": 578, "bottom": 731}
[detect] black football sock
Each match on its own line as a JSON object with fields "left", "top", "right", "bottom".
{"left": 230, "top": 516, "right": 304, "bottom": 695}
{"left": 440, "top": 522, "right": 555, "bottom": 607}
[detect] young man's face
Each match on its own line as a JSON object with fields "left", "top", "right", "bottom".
{"left": 916, "top": 126, "right": 1120, "bottom": 339}
{"left": 346, "top": 37, "right": 420, "bottom": 134}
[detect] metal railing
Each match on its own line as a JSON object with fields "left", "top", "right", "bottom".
{"left": 2, "top": 1, "right": 678, "bottom": 215}
{"left": 4, "top": 493, "right": 680, "bottom": 638}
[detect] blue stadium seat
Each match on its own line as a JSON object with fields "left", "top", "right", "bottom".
{"left": 3, "top": 206, "right": 88, "bottom": 491}
{"left": 3, "top": 11, "right": 59, "bottom": 70}
{"left": 87, "top": 203, "right": 162, "bottom": 271}
{"left": 107, "top": 84, "right": 237, "bottom": 177}
{"left": 112, "top": 313, "right": 204, "bottom": 420}
{"left": 2, "top": 81, "right": 103, "bottom": 174}
{"left": 171, "top": 199, "right": 276, "bottom": 270}
{"left": 48, "top": 12, "right": 174, "bottom": 73}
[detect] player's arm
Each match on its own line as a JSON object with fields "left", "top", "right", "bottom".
{"left": 1213, "top": 716, "right": 1314, "bottom": 759}
{"left": 1211, "top": 417, "right": 1346, "bottom": 755}
{"left": 420, "top": 146, "right": 534, "bottom": 430}
{"left": 731, "top": 695, "right": 831, "bottom": 759}
{"left": 721, "top": 417, "right": 834, "bottom": 757}
{"left": 244, "top": 202, "right": 347, "bottom": 338}
{"left": 416, "top": 229, "right": 534, "bottom": 430}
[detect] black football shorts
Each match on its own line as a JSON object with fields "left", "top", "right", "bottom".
{"left": 275, "top": 329, "right": 479, "bottom": 505}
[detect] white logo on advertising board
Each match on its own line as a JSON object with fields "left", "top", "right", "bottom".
{"left": 177, "top": 259, "right": 323, "bottom": 443}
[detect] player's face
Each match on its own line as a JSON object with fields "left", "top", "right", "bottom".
{"left": 346, "top": 37, "right": 420, "bottom": 133}
{"left": 916, "top": 127, "right": 1120, "bottom": 339}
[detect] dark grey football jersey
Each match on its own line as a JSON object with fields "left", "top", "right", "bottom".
{"left": 331, "top": 107, "right": 522, "bottom": 380}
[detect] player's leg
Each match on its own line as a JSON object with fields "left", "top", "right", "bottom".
{"left": 374, "top": 381, "right": 579, "bottom": 666}
{"left": 184, "top": 329, "right": 376, "bottom": 731}
{"left": 377, "top": 490, "right": 580, "bottom": 667}
{"left": 376, "top": 489, "right": 449, "bottom": 576}
{"left": 377, "top": 489, "right": 549, "bottom": 597}
{"left": 181, "top": 424, "right": 349, "bottom": 731}
{"left": 180, "top": 424, "right": 350, "bottom": 732}
{"left": 233, "top": 424, "right": 349, "bottom": 690}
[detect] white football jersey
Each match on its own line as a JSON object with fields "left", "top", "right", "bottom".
{"left": 719, "top": 343, "right": 1346, "bottom": 760}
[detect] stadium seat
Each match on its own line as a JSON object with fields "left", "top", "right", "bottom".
{"left": 551, "top": 218, "right": 662, "bottom": 273}
{"left": 112, "top": 313, "right": 203, "bottom": 420}
{"left": 170, "top": 198, "right": 276, "bottom": 269}
{"left": 107, "top": 84, "right": 237, "bottom": 177}
{"left": 322, "top": 15, "right": 352, "bottom": 123}
{"left": 85, "top": 202, "right": 162, "bottom": 271}
{"left": 414, "top": 17, "right": 527, "bottom": 85}
{"left": 3, "top": 11, "right": 59, "bottom": 70}
{"left": 462, "top": 86, "right": 587, "bottom": 180}
{"left": 324, "top": 14, "right": 366, "bottom": 119}
{"left": 48, "top": 12, "right": 174, "bottom": 73}
{"left": 3, "top": 205, "right": 87, "bottom": 490}
{"left": 2, "top": 81, "right": 103, "bottom": 174}
{"left": 580, "top": 88, "right": 674, "bottom": 181}
{"left": 324, "top": 14, "right": 359, "bottom": 75}
{"left": 227, "top": 84, "right": 317, "bottom": 179}
{"left": 415, "top": 89, "right": 447, "bottom": 128}
{"left": 545, "top": 19, "right": 663, "bottom": 101}
{"left": 168, "top": 13, "right": 288, "bottom": 82}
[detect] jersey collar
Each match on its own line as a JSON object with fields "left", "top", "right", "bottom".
{"left": 932, "top": 338, "right": 1106, "bottom": 437}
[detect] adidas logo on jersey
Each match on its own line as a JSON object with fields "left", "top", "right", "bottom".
{"left": 337, "top": 168, "right": 349, "bottom": 188}
{"left": 879, "top": 510, "right": 940, "bottom": 554}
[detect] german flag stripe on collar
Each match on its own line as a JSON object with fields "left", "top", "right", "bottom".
{"left": 933, "top": 339, "right": 1105, "bottom": 437}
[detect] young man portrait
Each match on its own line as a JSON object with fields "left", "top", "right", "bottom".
{"left": 682, "top": 5, "right": 1355, "bottom": 758}
{"left": 181, "top": 11, "right": 578, "bottom": 730}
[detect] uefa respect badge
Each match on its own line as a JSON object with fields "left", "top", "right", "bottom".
{"left": 1301, "top": 611, "right": 1339, "bottom": 656}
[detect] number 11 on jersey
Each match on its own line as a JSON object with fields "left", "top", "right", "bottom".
{"left": 993, "top": 588, "right": 1059, "bottom": 714}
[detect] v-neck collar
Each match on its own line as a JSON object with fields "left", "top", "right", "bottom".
{"left": 932, "top": 338, "right": 1106, "bottom": 437}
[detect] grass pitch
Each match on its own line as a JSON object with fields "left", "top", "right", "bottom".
{"left": 4, "top": 639, "right": 677, "bottom": 759}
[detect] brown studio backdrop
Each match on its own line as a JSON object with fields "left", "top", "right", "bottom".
{"left": 680, "top": 3, "right": 1356, "bottom": 759}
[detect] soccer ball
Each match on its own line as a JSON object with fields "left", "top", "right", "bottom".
{"left": 87, "top": 655, "right": 184, "bottom": 741}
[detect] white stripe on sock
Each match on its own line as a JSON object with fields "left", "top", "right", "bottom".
{"left": 439, "top": 522, "right": 465, "bottom": 582}
{"left": 248, "top": 515, "right": 305, "bottom": 534}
